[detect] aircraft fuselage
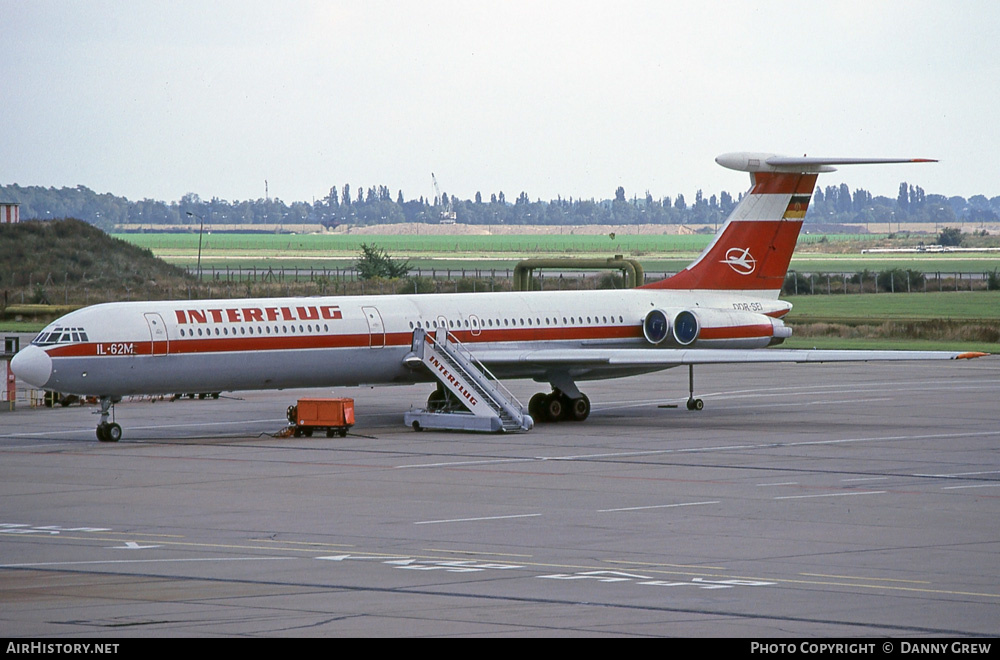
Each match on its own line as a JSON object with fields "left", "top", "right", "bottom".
{"left": 14, "top": 288, "right": 790, "bottom": 397}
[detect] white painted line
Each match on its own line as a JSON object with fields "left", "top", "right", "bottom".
{"left": 756, "top": 482, "right": 798, "bottom": 487}
{"left": 841, "top": 476, "right": 890, "bottom": 483}
{"left": 414, "top": 513, "right": 542, "bottom": 525}
{"left": 600, "top": 501, "right": 719, "bottom": 512}
{"left": 391, "top": 430, "right": 1000, "bottom": 472}
{"left": 941, "top": 483, "right": 1000, "bottom": 490}
{"left": 774, "top": 491, "right": 886, "bottom": 500}
{"left": 915, "top": 470, "right": 1000, "bottom": 478}
{"left": 0, "top": 557, "right": 293, "bottom": 568}
{"left": 396, "top": 458, "right": 533, "bottom": 469}
{"left": 6, "top": 418, "right": 285, "bottom": 438}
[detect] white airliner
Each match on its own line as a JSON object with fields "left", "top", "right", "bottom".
{"left": 11, "top": 153, "right": 986, "bottom": 441}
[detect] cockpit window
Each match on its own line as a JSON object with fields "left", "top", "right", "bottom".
{"left": 32, "top": 327, "right": 89, "bottom": 346}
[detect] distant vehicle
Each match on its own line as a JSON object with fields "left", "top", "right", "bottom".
{"left": 12, "top": 153, "right": 985, "bottom": 442}
{"left": 287, "top": 398, "right": 354, "bottom": 438}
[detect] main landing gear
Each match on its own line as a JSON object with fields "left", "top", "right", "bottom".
{"left": 95, "top": 395, "right": 122, "bottom": 442}
{"left": 528, "top": 390, "right": 591, "bottom": 423}
{"left": 685, "top": 364, "right": 704, "bottom": 411}
{"left": 528, "top": 365, "right": 705, "bottom": 424}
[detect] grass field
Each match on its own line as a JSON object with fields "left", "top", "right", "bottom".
{"left": 784, "top": 291, "right": 1000, "bottom": 322}
{"left": 782, "top": 291, "right": 999, "bottom": 352}
{"left": 780, "top": 336, "right": 995, "bottom": 352}
{"left": 117, "top": 232, "right": 715, "bottom": 255}
{"left": 116, "top": 232, "right": 1000, "bottom": 274}
{"left": 117, "top": 231, "right": 898, "bottom": 255}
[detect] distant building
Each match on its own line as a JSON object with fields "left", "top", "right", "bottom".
{"left": 1, "top": 202, "right": 19, "bottom": 223}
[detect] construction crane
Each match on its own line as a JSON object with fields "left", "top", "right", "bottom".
{"left": 431, "top": 172, "right": 457, "bottom": 224}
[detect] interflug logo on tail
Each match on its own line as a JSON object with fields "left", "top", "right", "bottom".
{"left": 722, "top": 247, "right": 756, "bottom": 275}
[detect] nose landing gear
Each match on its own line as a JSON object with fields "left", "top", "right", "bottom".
{"left": 95, "top": 395, "right": 122, "bottom": 442}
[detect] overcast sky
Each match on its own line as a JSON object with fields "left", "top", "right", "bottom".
{"left": 2, "top": 1, "right": 998, "bottom": 206}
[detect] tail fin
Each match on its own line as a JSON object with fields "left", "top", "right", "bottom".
{"left": 640, "top": 153, "right": 936, "bottom": 297}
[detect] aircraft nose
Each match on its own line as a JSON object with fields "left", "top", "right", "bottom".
{"left": 10, "top": 345, "right": 53, "bottom": 389}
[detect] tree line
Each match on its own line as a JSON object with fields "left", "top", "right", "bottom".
{"left": 2, "top": 180, "right": 998, "bottom": 232}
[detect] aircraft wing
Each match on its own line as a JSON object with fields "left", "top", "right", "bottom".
{"left": 474, "top": 347, "right": 987, "bottom": 378}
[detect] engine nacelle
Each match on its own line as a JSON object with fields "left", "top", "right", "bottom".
{"left": 642, "top": 309, "right": 671, "bottom": 344}
{"left": 672, "top": 310, "right": 699, "bottom": 346}
{"left": 644, "top": 308, "right": 791, "bottom": 348}
{"left": 688, "top": 308, "right": 790, "bottom": 348}
{"left": 642, "top": 309, "right": 700, "bottom": 346}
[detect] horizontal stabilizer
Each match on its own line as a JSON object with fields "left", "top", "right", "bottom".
{"left": 716, "top": 153, "right": 937, "bottom": 173}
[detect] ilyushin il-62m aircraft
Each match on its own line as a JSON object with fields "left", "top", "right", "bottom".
{"left": 11, "top": 153, "right": 986, "bottom": 441}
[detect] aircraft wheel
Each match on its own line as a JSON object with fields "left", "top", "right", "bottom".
{"left": 528, "top": 393, "right": 547, "bottom": 421}
{"left": 544, "top": 394, "right": 565, "bottom": 422}
{"left": 106, "top": 423, "right": 122, "bottom": 442}
{"left": 96, "top": 424, "right": 108, "bottom": 442}
{"left": 686, "top": 398, "right": 704, "bottom": 411}
{"left": 570, "top": 394, "right": 591, "bottom": 422}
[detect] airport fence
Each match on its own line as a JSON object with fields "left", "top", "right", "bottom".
{"left": 183, "top": 265, "right": 999, "bottom": 295}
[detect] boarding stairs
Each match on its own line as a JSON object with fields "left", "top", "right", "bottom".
{"left": 403, "top": 327, "right": 533, "bottom": 433}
